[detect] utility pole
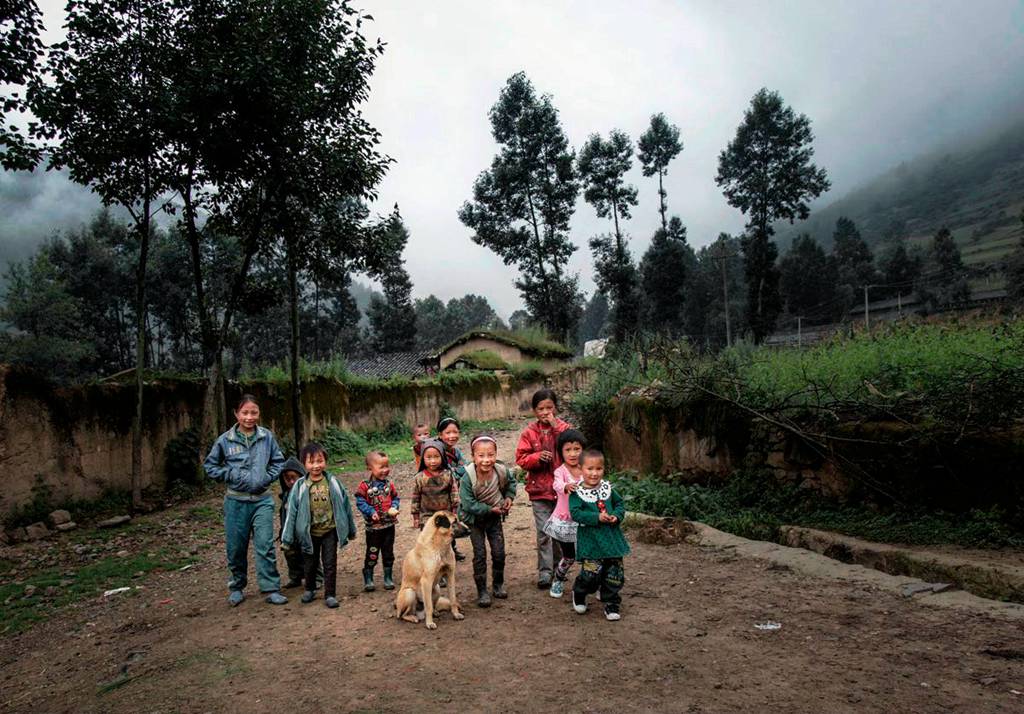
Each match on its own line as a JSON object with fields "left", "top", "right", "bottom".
{"left": 863, "top": 285, "right": 871, "bottom": 330}
{"left": 796, "top": 316, "right": 802, "bottom": 348}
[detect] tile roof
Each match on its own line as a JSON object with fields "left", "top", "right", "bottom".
{"left": 345, "top": 351, "right": 432, "bottom": 379}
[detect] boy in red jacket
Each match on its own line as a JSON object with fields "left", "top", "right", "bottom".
{"left": 515, "top": 388, "right": 572, "bottom": 588}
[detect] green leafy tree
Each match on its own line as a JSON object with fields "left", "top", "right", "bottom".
{"left": 413, "top": 295, "right": 450, "bottom": 350}
{"left": 446, "top": 294, "right": 505, "bottom": 334}
{"left": 877, "top": 242, "right": 922, "bottom": 301}
{"left": 924, "top": 226, "right": 970, "bottom": 309}
{"left": 367, "top": 216, "right": 416, "bottom": 353}
{"left": 637, "top": 113, "right": 683, "bottom": 231}
{"left": 32, "top": 0, "right": 181, "bottom": 509}
{"left": 508, "top": 309, "right": 533, "bottom": 331}
{"left": 0, "top": 251, "right": 94, "bottom": 378}
{"left": 578, "top": 130, "right": 640, "bottom": 343}
{"left": 779, "top": 234, "right": 839, "bottom": 320}
{"left": 1, "top": 0, "right": 44, "bottom": 169}
{"left": 831, "top": 217, "right": 876, "bottom": 314}
{"left": 576, "top": 291, "right": 609, "bottom": 347}
{"left": 458, "top": 72, "right": 582, "bottom": 341}
{"left": 638, "top": 216, "right": 695, "bottom": 335}
{"left": 715, "top": 88, "right": 830, "bottom": 342}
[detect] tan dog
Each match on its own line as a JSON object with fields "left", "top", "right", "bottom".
{"left": 394, "top": 511, "right": 464, "bottom": 629}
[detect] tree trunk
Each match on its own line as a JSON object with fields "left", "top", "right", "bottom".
{"left": 131, "top": 202, "right": 152, "bottom": 512}
{"left": 287, "top": 239, "right": 304, "bottom": 451}
{"left": 658, "top": 170, "right": 667, "bottom": 231}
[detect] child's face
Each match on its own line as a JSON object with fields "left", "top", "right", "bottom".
{"left": 423, "top": 447, "right": 443, "bottom": 472}
{"left": 414, "top": 426, "right": 430, "bottom": 443}
{"left": 304, "top": 452, "right": 327, "bottom": 480}
{"left": 581, "top": 455, "right": 604, "bottom": 487}
{"left": 472, "top": 441, "right": 497, "bottom": 473}
{"left": 234, "top": 402, "right": 260, "bottom": 431}
{"left": 533, "top": 398, "right": 556, "bottom": 422}
{"left": 282, "top": 470, "right": 300, "bottom": 489}
{"left": 368, "top": 454, "right": 391, "bottom": 480}
{"left": 561, "top": 442, "right": 583, "bottom": 468}
{"left": 440, "top": 424, "right": 460, "bottom": 447}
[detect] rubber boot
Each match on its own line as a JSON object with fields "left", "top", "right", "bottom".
{"left": 475, "top": 576, "right": 492, "bottom": 608}
{"left": 383, "top": 567, "right": 395, "bottom": 590}
{"left": 492, "top": 568, "right": 507, "bottom": 599}
{"left": 362, "top": 567, "right": 375, "bottom": 592}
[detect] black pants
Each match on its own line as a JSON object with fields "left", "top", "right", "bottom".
{"left": 364, "top": 526, "right": 395, "bottom": 569}
{"left": 469, "top": 514, "right": 506, "bottom": 583}
{"left": 304, "top": 530, "right": 338, "bottom": 597}
{"left": 554, "top": 539, "right": 576, "bottom": 582}
{"left": 573, "top": 558, "right": 624, "bottom": 606}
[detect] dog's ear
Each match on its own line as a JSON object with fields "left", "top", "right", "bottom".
{"left": 434, "top": 514, "right": 451, "bottom": 529}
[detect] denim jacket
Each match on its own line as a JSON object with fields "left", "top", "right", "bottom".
{"left": 203, "top": 425, "right": 285, "bottom": 500}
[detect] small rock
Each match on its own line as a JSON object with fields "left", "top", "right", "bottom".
{"left": 979, "top": 676, "right": 998, "bottom": 686}
{"left": 49, "top": 509, "right": 72, "bottom": 526}
{"left": 56, "top": 522, "right": 78, "bottom": 532}
{"left": 97, "top": 515, "right": 132, "bottom": 529}
{"left": 116, "top": 550, "right": 130, "bottom": 558}
{"left": 24, "top": 522, "right": 51, "bottom": 540}
{"left": 23, "top": 584, "right": 37, "bottom": 598}
{"left": 60, "top": 579, "right": 74, "bottom": 587}
{"left": 74, "top": 544, "right": 88, "bottom": 555}
{"left": 930, "top": 583, "right": 954, "bottom": 594}
{"left": 365, "top": 652, "right": 375, "bottom": 657}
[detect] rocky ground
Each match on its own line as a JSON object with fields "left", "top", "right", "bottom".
{"left": 1, "top": 423, "right": 1023, "bottom": 713}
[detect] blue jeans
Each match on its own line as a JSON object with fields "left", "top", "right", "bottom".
{"left": 224, "top": 496, "right": 281, "bottom": 593}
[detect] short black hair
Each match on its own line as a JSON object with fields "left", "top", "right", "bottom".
{"left": 364, "top": 449, "right": 388, "bottom": 466}
{"left": 437, "top": 416, "right": 460, "bottom": 432}
{"left": 556, "top": 429, "right": 586, "bottom": 460}
{"left": 299, "top": 442, "right": 328, "bottom": 463}
{"left": 580, "top": 448, "right": 604, "bottom": 465}
{"left": 235, "top": 393, "right": 259, "bottom": 410}
{"left": 531, "top": 388, "right": 558, "bottom": 409}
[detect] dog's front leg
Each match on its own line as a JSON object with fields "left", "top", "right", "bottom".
{"left": 421, "top": 577, "right": 436, "bottom": 630}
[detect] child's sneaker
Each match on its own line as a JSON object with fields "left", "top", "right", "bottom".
{"left": 228, "top": 590, "right": 245, "bottom": 607}
{"left": 325, "top": 596, "right": 339, "bottom": 609}
{"left": 604, "top": 604, "right": 621, "bottom": 621}
{"left": 300, "top": 590, "right": 315, "bottom": 604}
{"left": 572, "top": 591, "right": 587, "bottom": 614}
{"left": 549, "top": 580, "right": 564, "bottom": 598}
{"left": 265, "top": 591, "right": 288, "bottom": 605}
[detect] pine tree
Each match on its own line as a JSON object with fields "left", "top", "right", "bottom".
{"left": 716, "top": 89, "right": 830, "bottom": 342}
{"left": 367, "top": 216, "right": 416, "bottom": 352}
{"left": 638, "top": 216, "right": 694, "bottom": 335}
{"left": 779, "top": 234, "right": 839, "bottom": 319}
{"left": 637, "top": 113, "right": 683, "bottom": 231}
{"left": 928, "top": 226, "right": 970, "bottom": 308}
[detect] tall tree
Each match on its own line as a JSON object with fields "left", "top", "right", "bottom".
{"left": 926, "top": 226, "right": 970, "bottom": 308}
{"left": 1, "top": 0, "right": 44, "bottom": 170}
{"left": 877, "top": 242, "right": 922, "bottom": 301}
{"left": 32, "top": 0, "right": 180, "bottom": 509}
{"left": 637, "top": 113, "right": 683, "bottom": 230}
{"left": 831, "top": 216, "right": 876, "bottom": 314}
{"left": 578, "top": 130, "right": 640, "bottom": 343}
{"left": 638, "top": 216, "right": 694, "bottom": 335}
{"left": 367, "top": 216, "right": 416, "bottom": 353}
{"left": 778, "top": 234, "right": 839, "bottom": 320}
{"left": 715, "top": 88, "right": 830, "bottom": 342}
{"left": 458, "top": 72, "right": 582, "bottom": 341}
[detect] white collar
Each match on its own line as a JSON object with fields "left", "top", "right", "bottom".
{"left": 575, "top": 480, "right": 612, "bottom": 503}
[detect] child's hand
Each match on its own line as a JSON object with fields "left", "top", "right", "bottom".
{"left": 501, "top": 497, "right": 513, "bottom": 513}
{"left": 490, "top": 506, "right": 504, "bottom": 515}
{"left": 372, "top": 513, "right": 380, "bottom": 522}
{"left": 539, "top": 450, "right": 553, "bottom": 463}
{"left": 565, "top": 482, "right": 578, "bottom": 494}
{"left": 387, "top": 507, "right": 399, "bottom": 517}
{"left": 598, "top": 512, "right": 615, "bottom": 523}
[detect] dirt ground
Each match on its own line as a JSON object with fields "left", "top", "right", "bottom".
{"left": 2, "top": 423, "right": 1023, "bottom": 713}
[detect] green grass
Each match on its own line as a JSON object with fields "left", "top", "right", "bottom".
{"left": 611, "top": 469, "right": 1024, "bottom": 549}
{"left": 0, "top": 550, "right": 196, "bottom": 635}
{"left": 453, "top": 349, "right": 509, "bottom": 370}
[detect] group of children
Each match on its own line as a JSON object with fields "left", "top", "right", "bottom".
{"left": 203, "top": 389, "right": 630, "bottom": 621}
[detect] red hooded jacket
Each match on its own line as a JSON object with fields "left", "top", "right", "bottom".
{"left": 515, "top": 418, "right": 573, "bottom": 502}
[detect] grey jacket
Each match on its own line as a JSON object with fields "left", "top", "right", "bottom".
{"left": 281, "top": 473, "right": 358, "bottom": 554}
{"left": 203, "top": 425, "right": 286, "bottom": 500}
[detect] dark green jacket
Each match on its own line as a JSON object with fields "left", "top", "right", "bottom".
{"left": 569, "top": 481, "right": 631, "bottom": 560}
{"left": 458, "top": 463, "right": 516, "bottom": 525}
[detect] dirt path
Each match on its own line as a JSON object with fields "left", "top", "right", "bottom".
{"left": 2, "top": 423, "right": 1024, "bottom": 713}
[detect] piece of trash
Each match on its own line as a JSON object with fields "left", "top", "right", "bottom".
{"left": 1011, "top": 689, "right": 1022, "bottom": 696}
{"left": 179, "top": 564, "right": 196, "bottom": 572}
{"left": 103, "top": 587, "right": 132, "bottom": 597}
{"left": 754, "top": 621, "right": 782, "bottom": 631}
{"left": 158, "top": 598, "right": 174, "bottom": 605}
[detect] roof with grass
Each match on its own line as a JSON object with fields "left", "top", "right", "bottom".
{"left": 432, "top": 329, "right": 573, "bottom": 360}
{"left": 345, "top": 351, "right": 431, "bottom": 379}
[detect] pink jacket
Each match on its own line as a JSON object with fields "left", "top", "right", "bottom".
{"left": 551, "top": 464, "right": 583, "bottom": 521}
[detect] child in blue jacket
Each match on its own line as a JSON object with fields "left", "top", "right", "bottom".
{"left": 281, "top": 442, "right": 356, "bottom": 608}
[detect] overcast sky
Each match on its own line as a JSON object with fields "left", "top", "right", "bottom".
{"left": 7, "top": 0, "right": 1024, "bottom": 317}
